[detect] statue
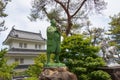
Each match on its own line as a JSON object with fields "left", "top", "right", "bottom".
{"left": 99, "top": 39, "right": 109, "bottom": 61}
{"left": 47, "top": 19, "right": 61, "bottom": 64}
{"left": 99, "top": 39, "right": 120, "bottom": 67}
{"left": 39, "top": 19, "right": 77, "bottom": 80}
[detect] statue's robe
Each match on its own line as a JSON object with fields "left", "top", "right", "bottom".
{"left": 47, "top": 26, "right": 61, "bottom": 54}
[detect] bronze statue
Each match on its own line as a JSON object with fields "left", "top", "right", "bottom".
{"left": 40, "top": 19, "right": 77, "bottom": 80}
{"left": 47, "top": 19, "right": 61, "bottom": 63}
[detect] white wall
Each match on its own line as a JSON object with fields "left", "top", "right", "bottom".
{"left": 7, "top": 56, "right": 36, "bottom": 65}
{"left": 23, "top": 57, "right": 34, "bottom": 64}
{"left": 7, "top": 57, "right": 15, "bottom": 64}
{"left": 12, "top": 41, "right": 19, "bottom": 48}
{"left": 10, "top": 40, "right": 46, "bottom": 50}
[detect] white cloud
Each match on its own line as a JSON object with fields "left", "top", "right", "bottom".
{"left": 89, "top": 0, "right": 120, "bottom": 30}
{"left": 103, "top": 0, "right": 120, "bottom": 16}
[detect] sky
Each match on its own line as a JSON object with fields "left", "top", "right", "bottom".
{"left": 0, "top": 0, "right": 120, "bottom": 49}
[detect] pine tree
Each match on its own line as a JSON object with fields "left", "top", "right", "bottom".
{"left": 109, "top": 13, "right": 120, "bottom": 48}
{"left": 0, "top": 0, "right": 10, "bottom": 33}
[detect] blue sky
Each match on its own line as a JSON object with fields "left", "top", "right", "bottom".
{"left": 0, "top": 0, "right": 120, "bottom": 49}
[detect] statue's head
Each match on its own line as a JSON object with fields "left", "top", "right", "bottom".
{"left": 50, "top": 19, "right": 56, "bottom": 27}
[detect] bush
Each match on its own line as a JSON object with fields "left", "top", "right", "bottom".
{"left": 0, "top": 49, "right": 18, "bottom": 80}
{"left": 89, "top": 70, "right": 112, "bottom": 80}
{"left": 24, "top": 77, "right": 38, "bottom": 80}
{"left": 60, "top": 34, "right": 111, "bottom": 80}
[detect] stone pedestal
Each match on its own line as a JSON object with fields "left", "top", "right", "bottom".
{"left": 39, "top": 67, "right": 77, "bottom": 80}
{"left": 98, "top": 66, "right": 120, "bottom": 80}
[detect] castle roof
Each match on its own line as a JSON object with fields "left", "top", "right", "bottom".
{"left": 3, "top": 27, "right": 46, "bottom": 44}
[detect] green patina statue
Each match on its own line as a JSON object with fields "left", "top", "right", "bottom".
{"left": 47, "top": 19, "right": 61, "bottom": 64}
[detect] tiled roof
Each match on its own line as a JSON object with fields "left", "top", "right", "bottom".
{"left": 6, "top": 48, "right": 46, "bottom": 55}
{"left": 9, "top": 28, "right": 46, "bottom": 41}
{"left": 3, "top": 27, "right": 46, "bottom": 44}
{"left": 9, "top": 48, "right": 46, "bottom": 52}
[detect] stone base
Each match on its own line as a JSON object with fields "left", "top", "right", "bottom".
{"left": 39, "top": 67, "right": 77, "bottom": 80}
{"left": 98, "top": 66, "right": 120, "bottom": 80}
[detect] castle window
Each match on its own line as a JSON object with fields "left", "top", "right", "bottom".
{"left": 15, "top": 34, "right": 18, "bottom": 37}
{"left": 24, "top": 43, "right": 27, "bottom": 48}
{"left": 35, "top": 44, "right": 41, "bottom": 49}
{"left": 20, "top": 58, "right": 24, "bottom": 64}
{"left": 9, "top": 43, "right": 12, "bottom": 49}
{"left": 15, "top": 58, "right": 19, "bottom": 62}
{"left": 19, "top": 43, "right": 23, "bottom": 48}
{"left": 35, "top": 44, "right": 37, "bottom": 49}
{"left": 14, "top": 58, "right": 24, "bottom": 64}
{"left": 39, "top": 45, "right": 41, "bottom": 49}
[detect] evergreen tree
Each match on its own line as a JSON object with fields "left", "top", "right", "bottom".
{"left": 109, "top": 13, "right": 120, "bottom": 48}
{"left": 60, "top": 34, "right": 111, "bottom": 80}
{"left": 29, "top": 0, "right": 107, "bottom": 36}
{"left": 82, "top": 21, "right": 105, "bottom": 46}
{"left": 26, "top": 53, "right": 54, "bottom": 80}
{"left": 0, "top": 0, "right": 11, "bottom": 33}
{"left": 0, "top": 49, "right": 17, "bottom": 80}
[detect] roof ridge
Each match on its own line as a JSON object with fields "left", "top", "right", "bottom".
{"left": 3, "top": 27, "right": 46, "bottom": 45}
{"left": 13, "top": 28, "right": 46, "bottom": 40}
{"left": 13, "top": 28, "right": 40, "bottom": 35}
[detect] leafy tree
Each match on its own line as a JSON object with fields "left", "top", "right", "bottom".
{"left": 82, "top": 21, "right": 105, "bottom": 45}
{"left": 90, "top": 70, "right": 111, "bottom": 80}
{"left": 60, "top": 34, "right": 111, "bottom": 80}
{"left": 0, "top": 0, "right": 8, "bottom": 17}
{"left": 0, "top": 0, "right": 11, "bottom": 33}
{"left": 109, "top": 13, "right": 120, "bottom": 48}
{"left": 24, "top": 77, "right": 38, "bottom": 80}
{"left": 26, "top": 53, "right": 54, "bottom": 80}
{"left": 29, "top": 0, "right": 107, "bottom": 36}
{"left": 26, "top": 54, "right": 46, "bottom": 79}
{"left": 0, "top": 49, "right": 17, "bottom": 80}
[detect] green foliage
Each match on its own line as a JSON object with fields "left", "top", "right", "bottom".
{"left": 61, "top": 34, "right": 100, "bottom": 60}
{"left": 13, "top": 71, "right": 27, "bottom": 77}
{"left": 109, "top": 13, "right": 120, "bottom": 34}
{"left": 0, "top": 49, "right": 18, "bottom": 80}
{"left": 26, "top": 54, "right": 46, "bottom": 78}
{"left": 26, "top": 53, "right": 54, "bottom": 79}
{"left": 60, "top": 34, "right": 111, "bottom": 80}
{"left": 109, "top": 12, "right": 120, "bottom": 48}
{"left": 30, "top": 0, "right": 106, "bottom": 35}
{"left": 89, "top": 70, "right": 112, "bottom": 80}
{"left": 82, "top": 23, "right": 105, "bottom": 46}
{"left": 24, "top": 77, "right": 38, "bottom": 80}
{"left": 26, "top": 64, "right": 42, "bottom": 78}
{"left": 0, "top": 0, "right": 11, "bottom": 33}
{"left": 80, "top": 74, "right": 90, "bottom": 80}
{"left": 0, "top": 1, "right": 8, "bottom": 17}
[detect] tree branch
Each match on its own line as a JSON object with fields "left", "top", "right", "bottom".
{"left": 42, "top": 5, "right": 49, "bottom": 17}
{"left": 71, "top": 0, "right": 87, "bottom": 18}
{"left": 54, "top": 0, "right": 70, "bottom": 18}
{"left": 67, "top": 0, "right": 70, "bottom": 10}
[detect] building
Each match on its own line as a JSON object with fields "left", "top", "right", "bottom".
{"left": 3, "top": 27, "right": 46, "bottom": 71}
